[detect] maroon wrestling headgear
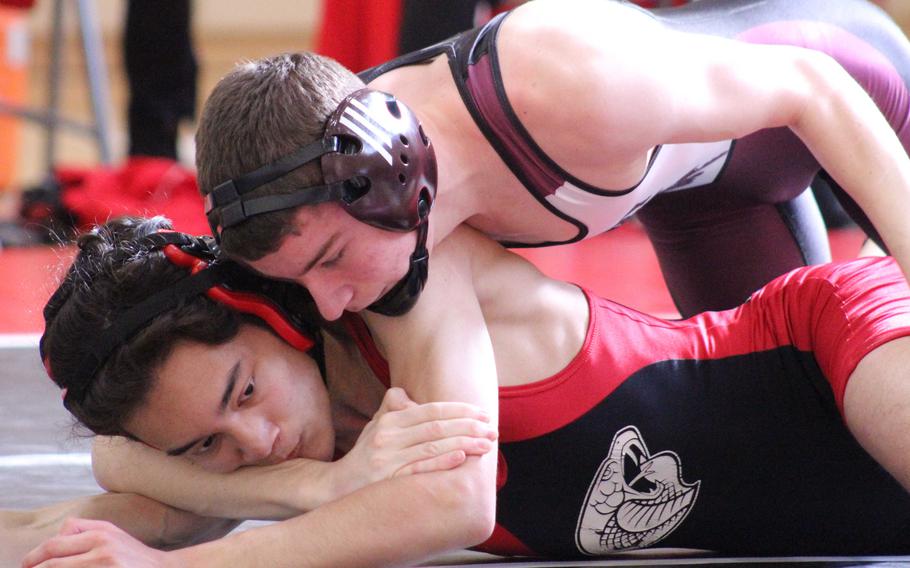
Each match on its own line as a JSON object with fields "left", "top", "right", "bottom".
{"left": 203, "top": 89, "right": 437, "bottom": 316}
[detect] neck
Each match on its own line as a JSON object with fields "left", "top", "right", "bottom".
{"left": 323, "top": 332, "right": 386, "bottom": 452}
{"left": 371, "top": 58, "right": 486, "bottom": 252}
{"left": 418, "top": 108, "right": 482, "bottom": 253}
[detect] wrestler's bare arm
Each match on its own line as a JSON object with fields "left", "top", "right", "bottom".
{"left": 361, "top": 226, "right": 501, "bottom": 540}
{"left": 1, "top": 492, "right": 237, "bottom": 564}
{"left": 91, "top": 382, "right": 495, "bottom": 522}
{"left": 502, "top": 0, "right": 910, "bottom": 279}
{"left": 844, "top": 336, "right": 910, "bottom": 493}
{"left": 91, "top": 436, "right": 336, "bottom": 521}
{"left": 197, "top": 231, "right": 499, "bottom": 566}
{"left": 25, "top": 231, "right": 499, "bottom": 568}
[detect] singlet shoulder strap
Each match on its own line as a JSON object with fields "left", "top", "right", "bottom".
{"left": 358, "top": 32, "right": 456, "bottom": 84}
{"left": 449, "top": 12, "right": 593, "bottom": 246}
{"left": 341, "top": 313, "right": 392, "bottom": 388}
{"left": 358, "top": 13, "right": 507, "bottom": 85}
{"left": 359, "top": 12, "right": 592, "bottom": 247}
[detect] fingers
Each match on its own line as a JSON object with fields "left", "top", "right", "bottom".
{"left": 59, "top": 518, "right": 120, "bottom": 537}
{"left": 22, "top": 519, "right": 154, "bottom": 568}
{"left": 378, "top": 387, "right": 418, "bottom": 413}
{"left": 392, "top": 433, "right": 497, "bottom": 477}
{"left": 377, "top": 389, "right": 494, "bottom": 429}
{"left": 394, "top": 451, "right": 468, "bottom": 477}
{"left": 378, "top": 399, "right": 492, "bottom": 429}
{"left": 384, "top": 417, "right": 498, "bottom": 451}
{"left": 354, "top": 394, "right": 497, "bottom": 483}
{"left": 22, "top": 530, "right": 97, "bottom": 568}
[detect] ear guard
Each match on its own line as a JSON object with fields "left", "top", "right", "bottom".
{"left": 51, "top": 231, "right": 323, "bottom": 409}
{"left": 204, "top": 88, "right": 436, "bottom": 236}
{"left": 160, "top": 235, "right": 317, "bottom": 352}
{"left": 203, "top": 89, "right": 437, "bottom": 317}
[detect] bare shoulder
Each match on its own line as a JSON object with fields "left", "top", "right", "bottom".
{"left": 433, "top": 225, "right": 509, "bottom": 272}
{"left": 436, "top": 224, "right": 495, "bottom": 253}
{"left": 498, "top": 0, "right": 664, "bottom": 90}
{"left": 363, "top": 227, "right": 491, "bottom": 343}
{"left": 495, "top": 0, "right": 676, "bottom": 177}
{"left": 505, "top": 0, "right": 652, "bottom": 37}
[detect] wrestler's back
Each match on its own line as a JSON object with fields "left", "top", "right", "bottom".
{"left": 366, "top": 46, "right": 585, "bottom": 244}
{"left": 368, "top": 0, "right": 909, "bottom": 252}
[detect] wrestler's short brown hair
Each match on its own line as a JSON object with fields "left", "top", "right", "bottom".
{"left": 195, "top": 52, "right": 363, "bottom": 260}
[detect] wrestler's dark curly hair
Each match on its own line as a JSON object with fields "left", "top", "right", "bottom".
{"left": 40, "top": 216, "right": 245, "bottom": 438}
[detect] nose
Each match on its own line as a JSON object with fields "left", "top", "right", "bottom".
{"left": 232, "top": 416, "right": 279, "bottom": 466}
{"left": 300, "top": 274, "right": 353, "bottom": 321}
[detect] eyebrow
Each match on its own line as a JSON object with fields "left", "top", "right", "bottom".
{"left": 299, "top": 233, "right": 339, "bottom": 276}
{"left": 165, "top": 361, "right": 241, "bottom": 456}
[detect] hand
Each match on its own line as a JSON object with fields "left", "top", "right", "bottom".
{"left": 22, "top": 518, "right": 174, "bottom": 568}
{"left": 331, "top": 387, "right": 498, "bottom": 499}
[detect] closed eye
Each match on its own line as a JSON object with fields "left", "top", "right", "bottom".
{"left": 320, "top": 248, "right": 344, "bottom": 269}
{"left": 195, "top": 434, "right": 219, "bottom": 456}
{"left": 240, "top": 378, "right": 255, "bottom": 402}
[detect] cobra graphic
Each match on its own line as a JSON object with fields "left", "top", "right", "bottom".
{"left": 575, "top": 426, "right": 700, "bottom": 555}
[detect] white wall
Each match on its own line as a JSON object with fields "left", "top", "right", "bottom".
{"left": 25, "top": 0, "right": 322, "bottom": 40}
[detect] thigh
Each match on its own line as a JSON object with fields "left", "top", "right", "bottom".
{"left": 638, "top": 188, "right": 829, "bottom": 317}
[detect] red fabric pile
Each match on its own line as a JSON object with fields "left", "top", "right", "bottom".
{"left": 56, "top": 157, "right": 209, "bottom": 235}
{"left": 0, "top": 0, "right": 35, "bottom": 9}
{"left": 316, "top": 0, "right": 401, "bottom": 72}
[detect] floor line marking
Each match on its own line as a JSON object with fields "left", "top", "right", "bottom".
{"left": 0, "top": 453, "right": 91, "bottom": 467}
{"left": 0, "top": 334, "right": 41, "bottom": 348}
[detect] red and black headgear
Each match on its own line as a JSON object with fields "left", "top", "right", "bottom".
{"left": 42, "top": 231, "right": 324, "bottom": 411}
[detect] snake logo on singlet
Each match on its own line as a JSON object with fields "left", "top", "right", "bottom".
{"left": 575, "top": 426, "right": 700, "bottom": 555}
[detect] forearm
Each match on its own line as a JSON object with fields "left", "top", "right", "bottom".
{"left": 77, "top": 493, "right": 239, "bottom": 549}
{"left": 0, "top": 507, "right": 52, "bottom": 565}
{"left": 93, "top": 437, "right": 336, "bottom": 520}
{"left": 173, "top": 465, "right": 495, "bottom": 568}
{"left": 683, "top": 41, "right": 910, "bottom": 275}
{"left": 0, "top": 493, "right": 238, "bottom": 564}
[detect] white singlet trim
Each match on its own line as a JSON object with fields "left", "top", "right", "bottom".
{"left": 547, "top": 139, "right": 733, "bottom": 237}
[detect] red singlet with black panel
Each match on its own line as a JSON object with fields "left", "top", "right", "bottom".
{"left": 346, "top": 257, "right": 910, "bottom": 557}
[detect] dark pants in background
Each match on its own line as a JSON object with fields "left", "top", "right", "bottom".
{"left": 124, "top": 0, "right": 197, "bottom": 159}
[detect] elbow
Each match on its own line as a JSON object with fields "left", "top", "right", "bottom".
{"left": 464, "top": 507, "right": 497, "bottom": 546}
{"left": 418, "top": 464, "right": 497, "bottom": 548}
{"left": 450, "top": 489, "right": 496, "bottom": 547}
{"left": 789, "top": 49, "right": 849, "bottom": 125}
{"left": 90, "top": 444, "right": 118, "bottom": 492}
{"left": 455, "top": 476, "right": 497, "bottom": 545}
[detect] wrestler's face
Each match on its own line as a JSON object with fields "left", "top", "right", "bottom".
{"left": 246, "top": 203, "right": 416, "bottom": 321}
{"left": 125, "top": 324, "right": 334, "bottom": 474}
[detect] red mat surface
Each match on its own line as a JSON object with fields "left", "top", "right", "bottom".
{"left": 0, "top": 224, "right": 866, "bottom": 334}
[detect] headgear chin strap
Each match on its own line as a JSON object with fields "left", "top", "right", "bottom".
{"left": 204, "top": 88, "right": 437, "bottom": 316}
{"left": 52, "top": 231, "right": 323, "bottom": 410}
{"left": 366, "top": 219, "right": 429, "bottom": 316}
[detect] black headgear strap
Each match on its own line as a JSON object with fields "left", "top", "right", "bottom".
{"left": 207, "top": 137, "right": 429, "bottom": 316}
{"left": 206, "top": 89, "right": 437, "bottom": 318}
{"left": 207, "top": 138, "right": 352, "bottom": 233}
{"left": 366, "top": 218, "right": 429, "bottom": 316}
{"left": 64, "top": 233, "right": 224, "bottom": 408}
